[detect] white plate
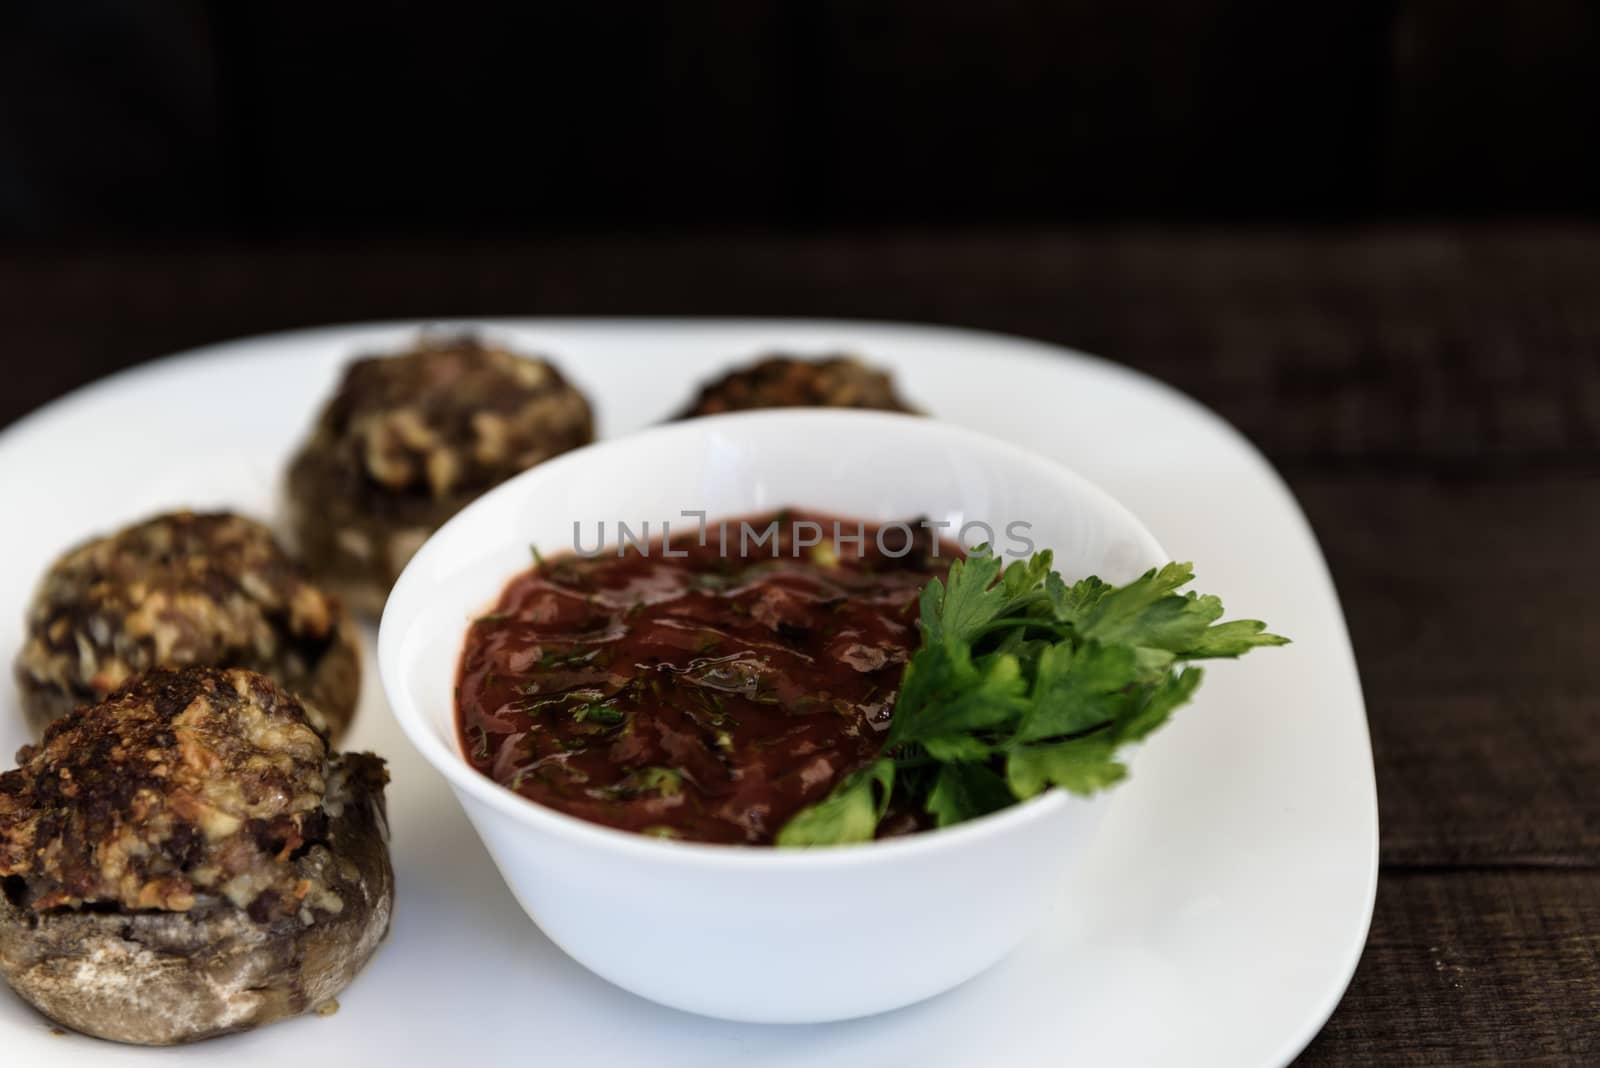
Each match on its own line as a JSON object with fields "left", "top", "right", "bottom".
{"left": 0, "top": 320, "right": 1376, "bottom": 1067}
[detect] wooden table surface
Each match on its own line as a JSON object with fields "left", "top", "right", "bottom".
{"left": 1, "top": 228, "right": 1596, "bottom": 1065}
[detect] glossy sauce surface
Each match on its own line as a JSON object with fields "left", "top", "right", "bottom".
{"left": 456, "top": 512, "right": 955, "bottom": 844}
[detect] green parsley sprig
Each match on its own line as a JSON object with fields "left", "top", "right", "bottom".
{"left": 776, "top": 548, "right": 1287, "bottom": 846}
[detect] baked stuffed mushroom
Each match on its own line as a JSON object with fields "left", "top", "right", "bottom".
{"left": 13, "top": 512, "right": 361, "bottom": 741}
{"left": 286, "top": 334, "right": 594, "bottom": 616}
{"left": 0, "top": 668, "right": 392, "bottom": 1045}
{"left": 676, "top": 354, "right": 918, "bottom": 418}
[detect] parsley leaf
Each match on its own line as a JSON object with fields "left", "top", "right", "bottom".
{"left": 918, "top": 551, "right": 1006, "bottom": 645}
{"left": 1116, "top": 665, "right": 1203, "bottom": 744}
{"left": 776, "top": 759, "right": 895, "bottom": 847}
{"left": 1014, "top": 640, "right": 1138, "bottom": 743}
{"left": 926, "top": 763, "right": 1015, "bottom": 827}
{"left": 1178, "top": 619, "right": 1292, "bottom": 659}
{"left": 777, "top": 547, "right": 1287, "bottom": 846}
{"left": 1063, "top": 561, "right": 1290, "bottom": 663}
{"left": 1006, "top": 736, "right": 1127, "bottom": 799}
{"left": 886, "top": 640, "right": 1029, "bottom": 750}
{"left": 922, "top": 734, "right": 997, "bottom": 762}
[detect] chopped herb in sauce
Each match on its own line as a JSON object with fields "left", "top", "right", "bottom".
{"left": 457, "top": 511, "right": 950, "bottom": 844}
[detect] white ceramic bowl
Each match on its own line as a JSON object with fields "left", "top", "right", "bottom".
{"left": 378, "top": 410, "right": 1165, "bottom": 1023}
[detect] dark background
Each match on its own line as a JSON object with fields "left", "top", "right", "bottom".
{"left": 1, "top": 3, "right": 1598, "bottom": 1065}
{"left": 2, "top": 0, "right": 1598, "bottom": 238}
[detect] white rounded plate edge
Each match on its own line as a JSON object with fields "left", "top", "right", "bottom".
{"left": 0, "top": 319, "right": 1376, "bottom": 1068}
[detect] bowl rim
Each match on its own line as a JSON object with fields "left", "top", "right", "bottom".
{"left": 378, "top": 408, "right": 1167, "bottom": 870}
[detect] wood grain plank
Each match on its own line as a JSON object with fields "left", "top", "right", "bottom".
{"left": 0, "top": 231, "right": 1597, "bottom": 1063}
{"left": 1296, "top": 870, "right": 1600, "bottom": 1065}
{"left": 1, "top": 230, "right": 1595, "bottom": 470}
{"left": 1295, "top": 476, "right": 1600, "bottom": 866}
{"left": 1, "top": 235, "right": 1594, "bottom": 869}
